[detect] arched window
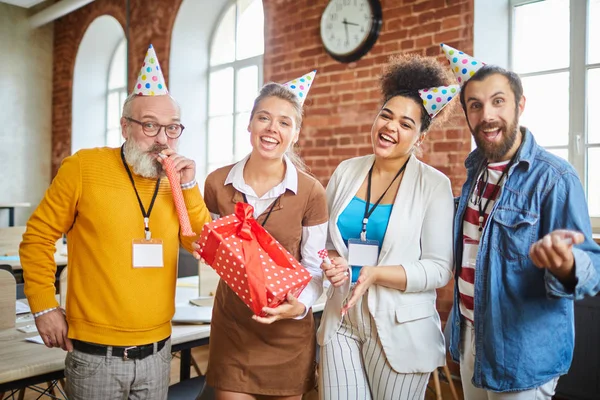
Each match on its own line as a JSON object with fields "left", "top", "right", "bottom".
{"left": 207, "top": 0, "right": 264, "bottom": 172}
{"left": 72, "top": 16, "right": 124, "bottom": 153}
{"left": 106, "top": 38, "right": 127, "bottom": 147}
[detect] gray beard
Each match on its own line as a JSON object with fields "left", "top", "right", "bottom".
{"left": 123, "top": 139, "right": 167, "bottom": 179}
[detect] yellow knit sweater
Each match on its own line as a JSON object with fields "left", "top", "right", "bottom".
{"left": 20, "top": 147, "right": 211, "bottom": 346}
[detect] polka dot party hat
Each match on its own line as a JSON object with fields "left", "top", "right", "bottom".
{"left": 441, "top": 43, "right": 485, "bottom": 85}
{"left": 133, "top": 44, "right": 168, "bottom": 96}
{"left": 283, "top": 70, "right": 316, "bottom": 106}
{"left": 418, "top": 84, "right": 460, "bottom": 118}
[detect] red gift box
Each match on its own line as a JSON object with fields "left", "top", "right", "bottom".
{"left": 197, "top": 202, "right": 311, "bottom": 316}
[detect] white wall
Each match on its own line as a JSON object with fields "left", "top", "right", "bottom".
{"left": 72, "top": 16, "right": 124, "bottom": 152}
{"left": 0, "top": 3, "right": 53, "bottom": 226}
{"left": 170, "top": 0, "right": 230, "bottom": 182}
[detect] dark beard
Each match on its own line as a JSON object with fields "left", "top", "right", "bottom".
{"left": 472, "top": 116, "right": 519, "bottom": 162}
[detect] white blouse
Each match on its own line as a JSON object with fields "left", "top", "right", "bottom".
{"left": 211, "top": 154, "right": 327, "bottom": 318}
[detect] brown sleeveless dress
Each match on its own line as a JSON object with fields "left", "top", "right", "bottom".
{"left": 203, "top": 164, "right": 328, "bottom": 396}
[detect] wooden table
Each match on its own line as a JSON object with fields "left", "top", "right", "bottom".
{"left": 0, "top": 203, "right": 30, "bottom": 227}
{"left": 0, "top": 276, "right": 326, "bottom": 392}
{"left": 0, "top": 226, "right": 68, "bottom": 270}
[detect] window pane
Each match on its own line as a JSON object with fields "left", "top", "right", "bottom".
{"left": 107, "top": 92, "right": 121, "bottom": 129}
{"left": 211, "top": 5, "right": 236, "bottom": 66}
{"left": 589, "top": 0, "right": 600, "bottom": 64}
{"left": 209, "top": 68, "right": 234, "bottom": 116}
{"left": 546, "top": 148, "right": 569, "bottom": 162}
{"left": 235, "top": 112, "right": 252, "bottom": 160}
{"left": 513, "top": 0, "right": 569, "bottom": 73}
{"left": 208, "top": 116, "right": 234, "bottom": 167}
{"left": 107, "top": 128, "right": 122, "bottom": 148}
{"left": 588, "top": 148, "right": 600, "bottom": 217}
{"left": 520, "top": 72, "right": 569, "bottom": 146}
{"left": 588, "top": 69, "right": 600, "bottom": 144}
{"left": 120, "top": 90, "right": 127, "bottom": 113}
{"left": 236, "top": 65, "right": 259, "bottom": 112}
{"left": 108, "top": 40, "right": 126, "bottom": 90}
{"left": 236, "top": 0, "right": 264, "bottom": 61}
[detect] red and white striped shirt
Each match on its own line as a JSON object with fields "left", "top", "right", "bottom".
{"left": 459, "top": 160, "right": 510, "bottom": 322}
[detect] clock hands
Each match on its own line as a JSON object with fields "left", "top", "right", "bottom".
{"left": 342, "top": 19, "right": 359, "bottom": 27}
{"left": 343, "top": 18, "right": 349, "bottom": 43}
{"left": 342, "top": 18, "right": 359, "bottom": 44}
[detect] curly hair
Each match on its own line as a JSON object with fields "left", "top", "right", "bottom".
{"left": 380, "top": 53, "right": 454, "bottom": 132}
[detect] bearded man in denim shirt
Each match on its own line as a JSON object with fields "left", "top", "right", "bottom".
{"left": 442, "top": 45, "right": 600, "bottom": 399}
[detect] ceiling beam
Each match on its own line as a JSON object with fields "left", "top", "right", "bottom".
{"left": 29, "top": 0, "right": 95, "bottom": 28}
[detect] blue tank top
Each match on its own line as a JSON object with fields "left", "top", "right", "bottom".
{"left": 337, "top": 196, "right": 392, "bottom": 282}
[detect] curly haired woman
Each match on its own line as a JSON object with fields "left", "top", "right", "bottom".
{"left": 317, "top": 53, "right": 458, "bottom": 400}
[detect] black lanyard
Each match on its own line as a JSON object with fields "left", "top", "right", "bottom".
{"left": 242, "top": 193, "right": 280, "bottom": 227}
{"left": 361, "top": 158, "right": 410, "bottom": 241}
{"left": 475, "top": 150, "right": 519, "bottom": 232}
{"left": 120, "top": 145, "right": 161, "bottom": 240}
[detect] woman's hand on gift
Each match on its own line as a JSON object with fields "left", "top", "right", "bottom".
{"left": 341, "top": 266, "right": 378, "bottom": 315}
{"left": 252, "top": 292, "right": 306, "bottom": 324}
{"left": 321, "top": 256, "right": 349, "bottom": 287}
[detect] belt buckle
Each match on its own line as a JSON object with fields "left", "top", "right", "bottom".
{"left": 123, "top": 346, "right": 137, "bottom": 361}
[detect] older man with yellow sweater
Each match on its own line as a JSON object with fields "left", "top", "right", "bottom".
{"left": 19, "top": 45, "right": 211, "bottom": 400}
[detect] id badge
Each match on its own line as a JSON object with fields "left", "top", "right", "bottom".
{"left": 347, "top": 238, "right": 380, "bottom": 267}
{"left": 132, "top": 239, "right": 164, "bottom": 268}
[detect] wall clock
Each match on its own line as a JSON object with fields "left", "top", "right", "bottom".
{"left": 319, "top": 0, "right": 383, "bottom": 63}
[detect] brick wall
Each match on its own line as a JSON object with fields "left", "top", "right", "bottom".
{"left": 51, "top": 0, "right": 473, "bottom": 357}
{"left": 262, "top": 0, "right": 474, "bottom": 332}
{"left": 263, "top": 0, "right": 473, "bottom": 200}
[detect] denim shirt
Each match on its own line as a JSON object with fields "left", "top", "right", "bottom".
{"left": 448, "top": 128, "right": 600, "bottom": 392}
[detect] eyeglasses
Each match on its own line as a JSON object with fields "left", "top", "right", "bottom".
{"left": 125, "top": 117, "right": 185, "bottom": 139}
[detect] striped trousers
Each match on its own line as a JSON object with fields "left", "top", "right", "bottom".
{"left": 318, "top": 293, "right": 429, "bottom": 400}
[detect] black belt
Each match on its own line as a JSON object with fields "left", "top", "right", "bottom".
{"left": 72, "top": 337, "right": 169, "bottom": 360}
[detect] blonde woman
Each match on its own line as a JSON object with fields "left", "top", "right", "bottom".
{"left": 196, "top": 78, "right": 327, "bottom": 400}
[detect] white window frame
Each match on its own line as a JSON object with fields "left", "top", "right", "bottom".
{"left": 206, "top": 0, "right": 264, "bottom": 173}
{"left": 510, "top": 0, "right": 599, "bottom": 229}
{"left": 105, "top": 38, "right": 128, "bottom": 147}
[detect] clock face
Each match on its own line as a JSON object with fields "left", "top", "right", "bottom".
{"left": 320, "top": 0, "right": 382, "bottom": 62}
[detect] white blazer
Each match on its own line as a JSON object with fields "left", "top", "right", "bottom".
{"left": 316, "top": 154, "right": 454, "bottom": 373}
